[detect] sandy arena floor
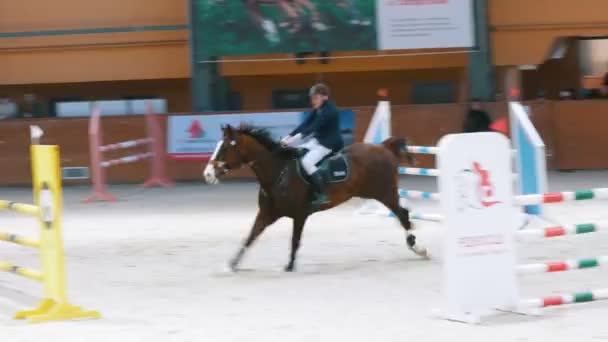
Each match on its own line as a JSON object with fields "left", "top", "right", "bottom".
{"left": 1, "top": 171, "right": 608, "bottom": 342}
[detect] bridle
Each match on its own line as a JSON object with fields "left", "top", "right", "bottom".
{"left": 217, "top": 139, "right": 241, "bottom": 172}
{"left": 214, "top": 137, "right": 264, "bottom": 175}
{"left": 215, "top": 136, "right": 293, "bottom": 194}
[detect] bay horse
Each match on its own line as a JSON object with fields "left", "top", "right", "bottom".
{"left": 203, "top": 124, "right": 427, "bottom": 272}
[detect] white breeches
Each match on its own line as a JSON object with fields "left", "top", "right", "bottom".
{"left": 298, "top": 138, "right": 331, "bottom": 175}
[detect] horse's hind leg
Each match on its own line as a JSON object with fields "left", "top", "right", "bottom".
{"left": 229, "top": 209, "right": 279, "bottom": 271}
{"left": 378, "top": 194, "right": 428, "bottom": 258}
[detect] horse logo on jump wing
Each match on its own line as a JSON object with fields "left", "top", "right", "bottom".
{"left": 455, "top": 161, "right": 502, "bottom": 211}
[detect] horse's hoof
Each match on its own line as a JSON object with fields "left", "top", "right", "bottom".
{"left": 414, "top": 248, "right": 430, "bottom": 259}
{"left": 224, "top": 260, "right": 240, "bottom": 273}
{"left": 284, "top": 264, "right": 295, "bottom": 272}
{"left": 222, "top": 264, "right": 236, "bottom": 274}
{"left": 406, "top": 234, "right": 416, "bottom": 247}
{"left": 409, "top": 244, "right": 429, "bottom": 259}
{"left": 406, "top": 234, "right": 429, "bottom": 259}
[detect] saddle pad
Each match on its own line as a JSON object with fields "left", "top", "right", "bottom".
{"left": 322, "top": 154, "right": 349, "bottom": 183}
{"left": 296, "top": 153, "right": 350, "bottom": 184}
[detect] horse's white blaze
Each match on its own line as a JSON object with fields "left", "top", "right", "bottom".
{"left": 203, "top": 140, "right": 223, "bottom": 184}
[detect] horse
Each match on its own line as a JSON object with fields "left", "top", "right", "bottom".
{"left": 203, "top": 124, "right": 427, "bottom": 272}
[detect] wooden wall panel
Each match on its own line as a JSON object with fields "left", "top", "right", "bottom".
{"left": 489, "top": 0, "right": 608, "bottom": 66}
{"left": 0, "top": 44, "right": 189, "bottom": 85}
{"left": 551, "top": 101, "right": 608, "bottom": 170}
{"left": 1, "top": 0, "right": 187, "bottom": 32}
{"left": 230, "top": 68, "right": 467, "bottom": 110}
{"left": 489, "top": 0, "right": 608, "bottom": 27}
{"left": 220, "top": 49, "right": 468, "bottom": 76}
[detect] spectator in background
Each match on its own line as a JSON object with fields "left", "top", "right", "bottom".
{"left": 19, "top": 93, "right": 43, "bottom": 118}
{"left": 0, "top": 97, "right": 18, "bottom": 120}
{"left": 462, "top": 99, "right": 493, "bottom": 133}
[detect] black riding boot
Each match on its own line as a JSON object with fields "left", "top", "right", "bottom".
{"left": 310, "top": 170, "right": 329, "bottom": 206}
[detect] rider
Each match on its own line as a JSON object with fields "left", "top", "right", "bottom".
{"left": 281, "top": 83, "right": 344, "bottom": 206}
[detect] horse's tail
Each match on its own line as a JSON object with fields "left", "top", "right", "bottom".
{"left": 382, "top": 137, "right": 415, "bottom": 165}
{"left": 381, "top": 137, "right": 406, "bottom": 158}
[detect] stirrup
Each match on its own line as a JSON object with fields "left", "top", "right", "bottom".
{"left": 312, "top": 193, "right": 329, "bottom": 205}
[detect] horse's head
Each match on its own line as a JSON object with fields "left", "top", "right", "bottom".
{"left": 203, "top": 124, "right": 283, "bottom": 184}
{"left": 203, "top": 124, "right": 246, "bottom": 184}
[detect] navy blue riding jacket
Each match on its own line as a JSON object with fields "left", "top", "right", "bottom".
{"left": 290, "top": 101, "right": 344, "bottom": 152}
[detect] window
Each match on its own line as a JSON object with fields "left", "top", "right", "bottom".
{"left": 55, "top": 99, "right": 167, "bottom": 117}
{"left": 272, "top": 89, "right": 309, "bottom": 109}
{"left": 49, "top": 96, "right": 84, "bottom": 117}
{"left": 411, "top": 82, "right": 455, "bottom": 104}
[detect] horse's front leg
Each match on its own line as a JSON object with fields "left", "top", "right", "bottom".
{"left": 285, "top": 215, "right": 308, "bottom": 272}
{"left": 229, "top": 209, "right": 278, "bottom": 272}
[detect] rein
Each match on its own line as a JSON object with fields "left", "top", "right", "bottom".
{"left": 221, "top": 134, "right": 298, "bottom": 195}
{"left": 247, "top": 146, "right": 295, "bottom": 195}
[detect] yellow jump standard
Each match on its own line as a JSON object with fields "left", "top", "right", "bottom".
{"left": 0, "top": 145, "right": 100, "bottom": 323}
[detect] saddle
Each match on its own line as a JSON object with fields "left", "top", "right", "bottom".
{"left": 294, "top": 148, "right": 350, "bottom": 184}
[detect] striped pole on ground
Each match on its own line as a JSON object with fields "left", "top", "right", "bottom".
{"left": 409, "top": 212, "right": 443, "bottom": 222}
{"left": 388, "top": 212, "right": 444, "bottom": 222}
{"left": 514, "top": 188, "right": 608, "bottom": 206}
{"left": 519, "top": 288, "right": 608, "bottom": 308}
{"left": 517, "top": 256, "right": 608, "bottom": 275}
{"left": 398, "top": 190, "right": 440, "bottom": 201}
{"left": 515, "top": 222, "right": 607, "bottom": 239}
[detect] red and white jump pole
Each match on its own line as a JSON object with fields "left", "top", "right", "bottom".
{"left": 82, "top": 102, "right": 174, "bottom": 203}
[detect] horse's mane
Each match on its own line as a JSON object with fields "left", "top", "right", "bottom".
{"left": 237, "top": 124, "right": 280, "bottom": 150}
{"left": 237, "top": 124, "right": 297, "bottom": 158}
